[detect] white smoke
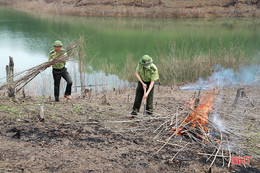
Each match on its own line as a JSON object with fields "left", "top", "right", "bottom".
{"left": 179, "top": 64, "right": 260, "bottom": 133}
{"left": 179, "top": 64, "right": 260, "bottom": 90}
{"left": 212, "top": 93, "right": 226, "bottom": 132}
{"left": 213, "top": 113, "right": 225, "bottom": 131}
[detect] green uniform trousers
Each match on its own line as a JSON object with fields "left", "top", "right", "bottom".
{"left": 52, "top": 67, "right": 72, "bottom": 101}
{"left": 133, "top": 81, "right": 154, "bottom": 114}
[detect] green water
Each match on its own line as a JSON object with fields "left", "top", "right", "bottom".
{"left": 0, "top": 6, "right": 260, "bottom": 88}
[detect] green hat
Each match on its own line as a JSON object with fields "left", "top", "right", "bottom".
{"left": 54, "top": 40, "right": 63, "bottom": 47}
{"left": 140, "top": 55, "right": 153, "bottom": 67}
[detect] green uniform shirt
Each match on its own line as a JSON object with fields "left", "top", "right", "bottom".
{"left": 136, "top": 63, "right": 159, "bottom": 82}
{"left": 49, "top": 49, "right": 66, "bottom": 69}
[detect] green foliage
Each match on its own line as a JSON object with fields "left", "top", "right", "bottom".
{"left": 92, "top": 113, "right": 101, "bottom": 117}
{"left": 72, "top": 106, "right": 81, "bottom": 114}
{"left": 0, "top": 105, "right": 22, "bottom": 114}
{"left": 72, "top": 106, "right": 85, "bottom": 115}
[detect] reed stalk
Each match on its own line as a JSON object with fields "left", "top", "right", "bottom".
{"left": 111, "top": 41, "right": 254, "bottom": 85}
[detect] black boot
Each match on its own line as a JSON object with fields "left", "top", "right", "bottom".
{"left": 55, "top": 97, "right": 60, "bottom": 102}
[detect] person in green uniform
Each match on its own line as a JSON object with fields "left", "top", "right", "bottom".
{"left": 49, "top": 40, "right": 72, "bottom": 102}
{"left": 130, "top": 55, "right": 159, "bottom": 117}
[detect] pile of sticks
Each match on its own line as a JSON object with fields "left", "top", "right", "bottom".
{"left": 110, "top": 98, "right": 237, "bottom": 170}
{"left": 111, "top": 89, "right": 239, "bottom": 170}
{"left": 160, "top": 111, "right": 234, "bottom": 168}
{"left": 106, "top": 87, "right": 257, "bottom": 171}
{"left": 0, "top": 40, "right": 79, "bottom": 93}
{"left": 152, "top": 92, "right": 239, "bottom": 171}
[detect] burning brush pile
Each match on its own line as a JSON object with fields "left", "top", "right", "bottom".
{"left": 172, "top": 90, "right": 217, "bottom": 142}
{"left": 137, "top": 85, "right": 259, "bottom": 171}
{"left": 106, "top": 64, "right": 259, "bottom": 171}
{"left": 146, "top": 65, "right": 260, "bottom": 171}
{"left": 153, "top": 89, "right": 238, "bottom": 170}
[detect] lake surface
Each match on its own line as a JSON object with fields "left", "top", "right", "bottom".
{"left": 0, "top": 6, "right": 260, "bottom": 95}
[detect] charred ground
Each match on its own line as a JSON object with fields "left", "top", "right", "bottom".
{"left": 0, "top": 86, "right": 259, "bottom": 172}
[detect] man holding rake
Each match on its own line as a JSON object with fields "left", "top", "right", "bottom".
{"left": 128, "top": 55, "right": 159, "bottom": 118}
{"left": 49, "top": 40, "right": 73, "bottom": 102}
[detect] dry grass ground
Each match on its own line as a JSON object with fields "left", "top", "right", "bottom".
{"left": 0, "top": 85, "right": 259, "bottom": 172}
{"left": 0, "top": 0, "right": 260, "bottom": 18}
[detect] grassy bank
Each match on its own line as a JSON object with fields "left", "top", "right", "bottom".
{"left": 155, "top": 42, "right": 252, "bottom": 85}
{"left": 95, "top": 41, "right": 256, "bottom": 85}
{"left": 0, "top": 0, "right": 260, "bottom": 18}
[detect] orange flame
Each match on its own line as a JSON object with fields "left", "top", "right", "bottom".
{"left": 173, "top": 90, "right": 217, "bottom": 140}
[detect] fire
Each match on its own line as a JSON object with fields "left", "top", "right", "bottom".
{"left": 172, "top": 90, "right": 217, "bottom": 140}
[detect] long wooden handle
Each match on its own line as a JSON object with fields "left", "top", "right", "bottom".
{"left": 143, "top": 88, "right": 147, "bottom": 115}
{"left": 143, "top": 87, "right": 147, "bottom": 102}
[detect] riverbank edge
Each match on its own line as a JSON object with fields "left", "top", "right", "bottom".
{"left": 0, "top": 0, "right": 260, "bottom": 18}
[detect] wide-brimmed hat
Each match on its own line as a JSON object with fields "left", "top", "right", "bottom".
{"left": 140, "top": 55, "right": 153, "bottom": 67}
{"left": 54, "top": 40, "right": 63, "bottom": 47}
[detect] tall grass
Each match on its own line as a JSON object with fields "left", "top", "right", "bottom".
{"left": 95, "top": 53, "right": 136, "bottom": 83}
{"left": 101, "top": 41, "right": 256, "bottom": 86}
{"left": 155, "top": 41, "right": 254, "bottom": 85}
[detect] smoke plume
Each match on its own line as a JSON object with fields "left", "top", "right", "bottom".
{"left": 179, "top": 64, "right": 260, "bottom": 90}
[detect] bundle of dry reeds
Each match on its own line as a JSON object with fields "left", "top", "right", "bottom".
{"left": 0, "top": 40, "right": 79, "bottom": 92}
